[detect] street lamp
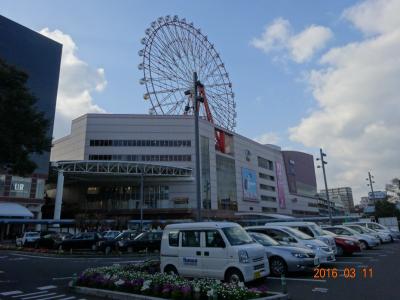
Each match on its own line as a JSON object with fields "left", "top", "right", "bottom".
{"left": 316, "top": 148, "right": 333, "bottom": 225}
{"left": 190, "top": 72, "right": 202, "bottom": 222}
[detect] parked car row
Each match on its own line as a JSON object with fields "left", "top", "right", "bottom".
{"left": 159, "top": 220, "right": 398, "bottom": 283}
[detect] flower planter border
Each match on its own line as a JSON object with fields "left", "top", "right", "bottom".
{"left": 70, "top": 284, "right": 289, "bottom": 300}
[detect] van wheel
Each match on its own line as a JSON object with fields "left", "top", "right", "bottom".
{"left": 270, "top": 257, "right": 287, "bottom": 276}
{"left": 164, "top": 265, "right": 178, "bottom": 276}
{"left": 225, "top": 269, "right": 244, "bottom": 284}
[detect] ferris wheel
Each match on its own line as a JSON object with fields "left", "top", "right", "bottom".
{"left": 138, "top": 15, "right": 236, "bottom": 131}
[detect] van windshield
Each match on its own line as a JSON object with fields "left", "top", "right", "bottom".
{"left": 222, "top": 226, "right": 254, "bottom": 246}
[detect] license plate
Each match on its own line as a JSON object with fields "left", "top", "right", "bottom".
{"left": 254, "top": 271, "right": 261, "bottom": 279}
{"left": 314, "top": 258, "right": 319, "bottom": 265}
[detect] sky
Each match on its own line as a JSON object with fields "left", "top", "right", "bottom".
{"left": 1, "top": 0, "right": 399, "bottom": 204}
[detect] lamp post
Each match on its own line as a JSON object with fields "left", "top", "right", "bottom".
{"left": 317, "top": 148, "right": 332, "bottom": 225}
{"left": 193, "top": 72, "right": 202, "bottom": 222}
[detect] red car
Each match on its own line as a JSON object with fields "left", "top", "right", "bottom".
{"left": 323, "top": 230, "right": 361, "bottom": 256}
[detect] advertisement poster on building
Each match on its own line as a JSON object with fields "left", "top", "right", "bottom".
{"left": 275, "top": 161, "right": 286, "bottom": 209}
{"left": 242, "top": 168, "right": 258, "bottom": 202}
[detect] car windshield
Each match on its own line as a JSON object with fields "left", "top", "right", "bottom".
{"left": 323, "top": 230, "right": 337, "bottom": 237}
{"left": 285, "top": 227, "right": 313, "bottom": 240}
{"left": 347, "top": 226, "right": 364, "bottom": 234}
{"left": 250, "top": 232, "right": 280, "bottom": 246}
{"left": 310, "top": 225, "right": 326, "bottom": 236}
{"left": 26, "top": 233, "right": 39, "bottom": 237}
{"left": 222, "top": 226, "right": 254, "bottom": 246}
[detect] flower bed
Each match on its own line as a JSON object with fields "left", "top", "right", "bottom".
{"left": 74, "top": 261, "right": 270, "bottom": 300}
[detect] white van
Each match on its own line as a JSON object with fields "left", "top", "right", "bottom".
{"left": 160, "top": 222, "right": 269, "bottom": 283}
{"left": 271, "top": 221, "right": 337, "bottom": 253}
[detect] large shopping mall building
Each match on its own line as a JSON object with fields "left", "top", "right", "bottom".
{"left": 47, "top": 113, "right": 323, "bottom": 222}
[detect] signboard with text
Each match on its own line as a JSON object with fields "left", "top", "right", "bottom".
{"left": 275, "top": 161, "right": 286, "bottom": 209}
{"left": 242, "top": 168, "right": 258, "bottom": 202}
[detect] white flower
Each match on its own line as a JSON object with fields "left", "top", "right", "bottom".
{"left": 194, "top": 286, "right": 201, "bottom": 293}
{"left": 141, "top": 280, "right": 152, "bottom": 291}
{"left": 207, "top": 289, "right": 214, "bottom": 297}
{"left": 114, "top": 279, "right": 125, "bottom": 286}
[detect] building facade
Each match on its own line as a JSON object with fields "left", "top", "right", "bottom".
{"left": 320, "top": 187, "right": 354, "bottom": 214}
{"left": 0, "top": 15, "right": 62, "bottom": 220}
{"left": 49, "top": 114, "right": 320, "bottom": 221}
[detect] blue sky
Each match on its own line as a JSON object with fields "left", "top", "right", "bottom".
{"left": 2, "top": 0, "right": 399, "bottom": 203}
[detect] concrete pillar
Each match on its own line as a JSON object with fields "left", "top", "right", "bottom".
{"left": 54, "top": 170, "right": 64, "bottom": 220}
{"left": 35, "top": 210, "right": 42, "bottom": 232}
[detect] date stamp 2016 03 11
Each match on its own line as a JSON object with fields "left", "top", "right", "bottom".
{"left": 314, "top": 267, "right": 373, "bottom": 279}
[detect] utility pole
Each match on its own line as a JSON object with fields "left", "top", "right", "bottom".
{"left": 140, "top": 172, "right": 144, "bottom": 232}
{"left": 317, "top": 148, "right": 333, "bottom": 225}
{"left": 193, "top": 72, "right": 202, "bottom": 222}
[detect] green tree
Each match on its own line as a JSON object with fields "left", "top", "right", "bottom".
{"left": 374, "top": 200, "right": 400, "bottom": 218}
{"left": 0, "top": 58, "right": 51, "bottom": 175}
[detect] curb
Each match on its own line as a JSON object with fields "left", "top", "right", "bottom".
{"left": 71, "top": 285, "right": 289, "bottom": 300}
{"left": 0, "top": 248, "right": 158, "bottom": 259}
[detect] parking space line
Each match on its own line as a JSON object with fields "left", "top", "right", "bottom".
{"left": 337, "top": 256, "right": 372, "bottom": 259}
{"left": 13, "top": 291, "right": 48, "bottom": 298}
{"left": 58, "top": 297, "right": 76, "bottom": 300}
{"left": 37, "top": 286, "right": 57, "bottom": 291}
{"left": 39, "top": 294, "right": 66, "bottom": 300}
{"left": 1, "top": 291, "right": 23, "bottom": 296}
{"left": 268, "top": 277, "right": 326, "bottom": 283}
{"left": 22, "top": 293, "right": 57, "bottom": 300}
{"left": 312, "top": 287, "right": 328, "bottom": 293}
{"left": 326, "top": 261, "right": 363, "bottom": 265}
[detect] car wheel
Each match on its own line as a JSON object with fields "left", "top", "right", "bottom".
{"left": 360, "top": 241, "right": 368, "bottom": 250}
{"left": 269, "top": 257, "right": 288, "bottom": 276}
{"left": 164, "top": 265, "right": 178, "bottom": 276}
{"left": 336, "top": 246, "right": 344, "bottom": 256}
{"left": 225, "top": 268, "right": 244, "bottom": 284}
{"left": 105, "top": 246, "right": 112, "bottom": 255}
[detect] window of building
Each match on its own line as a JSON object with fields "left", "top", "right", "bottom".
{"left": 182, "top": 231, "right": 201, "bottom": 247}
{"left": 259, "top": 173, "right": 275, "bottom": 181}
{"left": 260, "top": 195, "right": 276, "bottom": 202}
{"left": 260, "top": 184, "right": 276, "bottom": 192}
{"left": 257, "top": 157, "right": 274, "bottom": 170}
{"left": 262, "top": 207, "right": 277, "bottom": 213}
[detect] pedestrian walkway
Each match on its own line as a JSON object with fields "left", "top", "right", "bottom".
{"left": 0, "top": 285, "right": 86, "bottom": 300}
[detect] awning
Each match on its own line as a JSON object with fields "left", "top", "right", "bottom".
{"left": 0, "top": 203, "right": 34, "bottom": 218}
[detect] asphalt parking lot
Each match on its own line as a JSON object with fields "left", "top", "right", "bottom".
{"left": 0, "top": 242, "right": 399, "bottom": 300}
{"left": 261, "top": 240, "right": 400, "bottom": 299}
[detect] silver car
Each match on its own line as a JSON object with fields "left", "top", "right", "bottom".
{"left": 323, "top": 226, "right": 380, "bottom": 249}
{"left": 249, "top": 232, "right": 318, "bottom": 276}
{"left": 347, "top": 222, "right": 400, "bottom": 241}
{"left": 344, "top": 224, "right": 390, "bottom": 243}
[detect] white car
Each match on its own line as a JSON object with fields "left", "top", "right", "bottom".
{"left": 246, "top": 225, "right": 335, "bottom": 263}
{"left": 344, "top": 224, "right": 390, "bottom": 243}
{"left": 347, "top": 222, "right": 400, "bottom": 241}
{"left": 161, "top": 222, "right": 269, "bottom": 283}
{"left": 270, "top": 221, "right": 337, "bottom": 254}
{"left": 16, "top": 232, "right": 40, "bottom": 247}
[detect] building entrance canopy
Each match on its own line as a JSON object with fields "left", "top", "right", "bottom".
{"left": 0, "top": 203, "right": 34, "bottom": 218}
{"left": 52, "top": 160, "right": 192, "bottom": 177}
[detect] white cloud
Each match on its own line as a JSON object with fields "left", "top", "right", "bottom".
{"left": 343, "top": 0, "right": 400, "bottom": 35}
{"left": 251, "top": 18, "right": 332, "bottom": 63}
{"left": 289, "top": 0, "right": 400, "bottom": 203}
{"left": 39, "top": 28, "right": 107, "bottom": 139}
{"left": 254, "top": 132, "right": 280, "bottom": 145}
